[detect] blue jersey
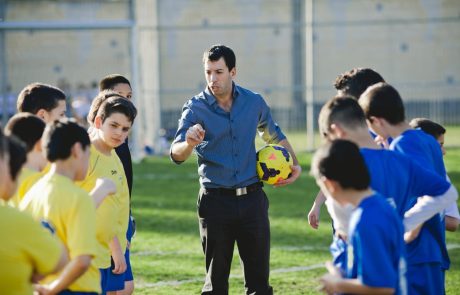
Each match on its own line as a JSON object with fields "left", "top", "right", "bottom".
{"left": 390, "top": 129, "right": 449, "bottom": 269}
{"left": 347, "top": 194, "right": 407, "bottom": 294}
{"left": 331, "top": 148, "right": 449, "bottom": 273}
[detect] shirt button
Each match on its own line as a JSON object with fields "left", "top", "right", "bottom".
{"left": 236, "top": 170, "right": 239, "bottom": 174}
{"left": 233, "top": 136, "right": 237, "bottom": 140}
{"left": 234, "top": 153, "right": 238, "bottom": 157}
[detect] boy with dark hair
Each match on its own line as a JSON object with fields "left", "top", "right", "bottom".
{"left": 20, "top": 119, "right": 100, "bottom": 294}
{"left": 360, "top": 83, "right": 453, "bottom": 294}
{"left": 99, "top": 74, "right": 132, "bottom": 100}
{"left": 98, "top": 74, "right": 136, "bottom": 295}
{"left": 16, "top": 83, "right": 67, "bottom": 123}
{"left": 312, "top": 140, "right": 406, "bottom": 295}
{"left": 410, "top": 118, "right": 459, "bottom": 232}
{"left": 4, "top": 113, "right": 47, "bottom": 206}
{"left": 334, "top": 68, "right": 385, "bottom": 99}
{"left": 78, "top": 95, "right": 137, "bottom": 295}
{"left": 0, "top": 133, "right": 68, "bottom": 294}
{"left": 312, "top": 96, "right": 457, "bottom": 286}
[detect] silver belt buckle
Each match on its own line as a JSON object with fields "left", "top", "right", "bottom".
{"left": 236, "top": 187, "right": 247, "bottom": 196}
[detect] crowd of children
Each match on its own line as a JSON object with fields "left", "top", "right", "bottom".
{"left": 0, "top": 68, "right": 459, "bottom": 295}
{"left": 0, "top": 75, "right": 137, "bottom": 295}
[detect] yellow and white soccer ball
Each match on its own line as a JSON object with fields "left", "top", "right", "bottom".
{"left": 256, "top": 144, "right": 293, "bottom": 185}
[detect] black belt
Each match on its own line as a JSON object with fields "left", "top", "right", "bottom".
{"left": 205, "top": 182, "right": 263, "bottom": 196}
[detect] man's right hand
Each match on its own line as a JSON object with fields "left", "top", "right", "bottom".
{"left": 186, "top": 124, "right": 205, "bottom": 147}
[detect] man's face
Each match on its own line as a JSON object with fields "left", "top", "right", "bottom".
{"left": 97, "top": 113, "right": 132, "bottom": 149}
{"left": 204, "top": 57, "right": 235, "bottom": 98}
{"left": 112, "top": 83, "right": 133, "bottom": 100}
{"left": 42, "top": 100, "right": 67, "bottom": 123}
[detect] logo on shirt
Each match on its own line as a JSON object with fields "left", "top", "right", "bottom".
{"left": 40, "top": 219, "right": 56, "bottom": 235}
{"left": 111, "top": 170, "right": 117, "bottom": 175}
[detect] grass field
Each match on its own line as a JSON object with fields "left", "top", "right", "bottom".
{"left": 130, "top": 134, "right": 460, "bottom": 294}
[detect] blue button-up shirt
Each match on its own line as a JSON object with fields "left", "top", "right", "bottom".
{"left": 172, "top": 83, "right": 286, "bottom": 188}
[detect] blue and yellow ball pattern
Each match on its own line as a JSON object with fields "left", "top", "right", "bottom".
{"left": 256, "top": 144, "right": 293, "bottom": 185}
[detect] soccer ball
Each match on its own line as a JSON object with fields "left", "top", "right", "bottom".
{"left": 256, "top": 144, "right": 293, "bottom": 184}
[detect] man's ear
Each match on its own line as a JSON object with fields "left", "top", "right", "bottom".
{"left": 230, "top": 67, "right": 236, "bottom": 78}
{"left": 94, "top": 116, "right": 103, "bottom": 129}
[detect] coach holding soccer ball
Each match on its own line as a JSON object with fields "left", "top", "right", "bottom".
{"left": 170, "top": 44, "right": 301, "bottom": 295}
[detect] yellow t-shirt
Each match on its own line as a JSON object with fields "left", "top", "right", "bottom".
{"left": 76, "top": 145, "right": 130, "bottom": 268}
{"left": 20, "top": 173, "right": 100, "bottom": 293}
{"left": 0, "top": 205, "right": 62, "bottom": 295}
{"left": 8, "top": 167, "right": 42, "bottom": 207}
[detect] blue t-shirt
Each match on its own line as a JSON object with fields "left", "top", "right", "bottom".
{"left": 390, "top": 129, "right": 449, "bottom": 269}
{"left": 331, "top": 148, "right": 450, "bottom": 272}
{"left": 347, "top": 194, "right": 407, "bottom": 295}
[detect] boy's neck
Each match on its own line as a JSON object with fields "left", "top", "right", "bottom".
{"left": 347, "top": 128, "right": 381, "bottom": 150}
{"left": 91, "top": 136, "right": 113, "bottom": 156}
{"left": 24, "top": 151, "right": 47, "bottom": 172}
{"left": 387, "top": 121, "right": 411, "bottom": 139}
{"left": 49, "top": 161, "right": 77, "bottom": 181}
{"left": 340, "top": 188, "right": 373, "bottom": 207}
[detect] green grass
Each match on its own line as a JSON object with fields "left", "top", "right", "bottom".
{"left": 130, "top": 136, "right": 460, "bottom": 294}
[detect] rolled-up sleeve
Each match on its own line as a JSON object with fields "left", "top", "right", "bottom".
{"left": 170, "top": 103, "right": 198, "bottom": 164}
{"left": 257, "top": 97, "right": 286, "bottom": 144}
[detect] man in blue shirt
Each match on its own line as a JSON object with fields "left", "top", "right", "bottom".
{"left": 170, "top": 45, "right": 301, "bottom": 295}
{"left": 312, "top": 139, "right": 407, "bottom": 295}
{"left": 360, "top": 83, "right": 454, "bottom": 294}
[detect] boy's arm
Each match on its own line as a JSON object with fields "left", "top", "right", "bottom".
{"left": 446, "top": 216, "right": 459, "bottom": 232}
{"left": 308, "top": 190, "right": 326, "bottom": 229}
{"left": 34, "top": 255, "right": 92, "bottom": 295}
{"left": 89, "top": 178, "right": 117, "bottom": 208}
{"left": 320, "top": 275, "right": 394, "bottom": 295}
{"left": 404, "top": 185, "right": 458, "bottom": 232}
{"left": 109, "top": 236, "right": 127, "bottom": 274}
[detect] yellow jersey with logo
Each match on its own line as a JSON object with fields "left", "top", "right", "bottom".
{"left": 20, "top": 173, "right": 100, "bottom": 293}
{"left": 0, "top": 205, "right": 62, "bottom": 295}
{"left": 76, "top": 144, "right": 129, "bottom": 268}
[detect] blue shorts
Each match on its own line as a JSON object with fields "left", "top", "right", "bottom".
{"left": 127, "top": 215, "right": 135, "bottom": 242}
{"left": 407, "top": 262, "right": 444, "bottom": 295}
{"left": 100, "top": 250, "right": 134, "bottom": 293}
{"left": 58, "top": 291, "right": 98, "bottom": 295}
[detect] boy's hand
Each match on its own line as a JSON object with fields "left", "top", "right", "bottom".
{"left": 308, "top": 204, "right": 321, "bottom": 229}
{"left": 33, "top": 284, "right": 55, "bottom": 295}
{"left": 112, "top": 248, "right": 127, "bottom": 274}
{"left": 404, "top": 223, "right": 423, "bottom": 243}
{"left": 95, "top": 178, "right": 117, "bottom": 197}
{"left": 186, "top": 124, "right": 205, "bottom": 147}
{"left": 273, "top": 164, "right": 302, "bottom": 187}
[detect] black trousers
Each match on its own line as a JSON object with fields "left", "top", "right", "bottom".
{"left": 197, "top": 186, "right": 274, "bottom": 295}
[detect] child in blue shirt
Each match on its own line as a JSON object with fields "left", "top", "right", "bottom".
{"left": 312, "top": 139, "right": 407, "bottom": 295}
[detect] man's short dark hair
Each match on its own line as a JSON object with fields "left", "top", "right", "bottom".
{"left": 203, "top": 44, "right": 236, "bottom": 71}
{"left": 97, "top": 96, "right": 137, "bottom": 124}
{"left": 99, "top": 74, "right": 131, "bottom": 91}
{"left": 318, "top": 95, "right": 367, "bottom": 138}
{"left": 6, "top": 135, "right": 27, "bottom": 181}
{"left": 87, "top": 90, "right": 123, "bottom": 124}
{"left": 409, "top": 118, "right": 446, "bottom": 139}
{"left": 359, "top": 82, "right": 405, "bottom": 125}
{"left": 334, "top": 68, "right": 385, "bottom": 99}
{"left": 42, "top": 118, "right": 90, "bottom": 162}
{"left": 0, "top": 128, "right": 6, "bottom": 159}
{"left": 4, "top": 113, "right": 46, "bottom": 153}
{"left": 311, "top": 139, "right": 370, "bottom": 190}
{"left": 17, "top": 83, "right": 66, "bottom": 114}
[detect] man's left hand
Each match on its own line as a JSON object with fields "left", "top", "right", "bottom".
{"left": 274, "top": 164, "right": 302, "bottom": 187}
